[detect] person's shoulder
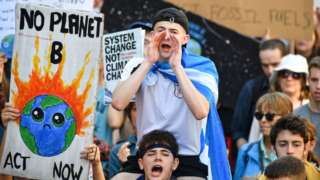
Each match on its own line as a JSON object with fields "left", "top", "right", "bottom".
{"left": 239, "top": 143, "right": 250, "bottom": 152}
{"left": 305, "top": 160, "right": 320, "bottom": 169}
{"left": 111, "top": 140, "right": 128, "bottom": 152}
{"left": 239, "top": 76, "right": 266, "bottom": 92}
{"left": 242, "top": 78, "right": 255, "bottom": 87}
{"left": 294, "top": 104, "right": 309, "bottom": 115}
{"left": 257, "top": 174, "right": 267, "bottom": 180}
{"left": 239, "top": 141, "right": 259, "bottom": 153}
{"left": 184, "top": 49, "right": 215, "bottom": 65}
{"left": 247, "top": 76, "right": 267, "bottom": 85}
{"left": 238, "top": 78, "right": 257, "bottom": 93}
{"left": 242, "top": 141, "right": 261, "bottom": 156}
{"left": 136, "top": 175, "right": 144, "bottom": 180}
{"left": 188, "top": 52, "right": 212, "bottom": 61}
{"left": 305, "top": 160, "right": 320, "bottom": 179}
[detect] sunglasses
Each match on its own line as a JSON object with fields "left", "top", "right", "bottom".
{"left": 254, "top": 112, "right": 278, "bottom": 122}
{"left": 278, "top": 70, "right": 304, "bottom": 80}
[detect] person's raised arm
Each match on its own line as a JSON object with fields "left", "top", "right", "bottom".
{"left": 111, "top": 60, "right": 153, "bottom": 111}
{"left": 169, "top": 35, "right": 209, "bottom": 120}
{"left": 111, "top": 32, "right": 163, "bottom": 111}
{"left": 80, "top": 144, "right": 105, "bottom": 180}
{"left": 108, "top": 105, "right": 126, "bottom": 129}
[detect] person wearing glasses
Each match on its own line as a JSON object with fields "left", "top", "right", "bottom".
{"left": 248, "top": 54, "right": 310, "bottom": 143}
{"left": 270, "top": 54, "right": 309, "bottom": 109}
{"left": 233, "top": 92, "right": 293, "bottom": 180}
{"left": 232, "top": 39, "right": 288, "bottom": 150}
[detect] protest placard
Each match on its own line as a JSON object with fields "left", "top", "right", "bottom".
{"left": 103, "top": 28, "right": 145, "bottom": 103}
{"left": 0, "top": 0, "right": 93, "bottom": 60}
{"left": 0, "top": 3, "right": 103, "bottom": 179}
{"left": 166, "top": 0, "right": 314, "bottom": 40}
{"left": 0, "top": 0, "right": 15, "bottom": 58}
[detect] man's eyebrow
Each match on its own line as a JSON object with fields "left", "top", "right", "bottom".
{"left": 155, "top": 26, "right": 165, "bottom": 29}
{"left": 160, "top": 149, "right": 170, "bottom": 153}
{"left": 169, "top": 28, "right": 179, "bottom": 32}
{"left": 277, "top": 140, "right": 288, "bottom": 143}
{"left": 155, "top": 26, "right": 179, "bottom": 31}
{"left": 146, "top": 149, "right": 157, "bottom": 153}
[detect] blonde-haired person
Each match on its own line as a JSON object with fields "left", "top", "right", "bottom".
{"left": 234, "top": 92, "right": 293, "bottom": 180}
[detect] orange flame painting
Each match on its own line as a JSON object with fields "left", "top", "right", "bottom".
{"left": 11, "top": 35, "right": 94, "bottom": 136}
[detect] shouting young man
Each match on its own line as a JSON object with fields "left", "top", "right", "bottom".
{"left": 137, "top": 130, "right": 179, "bottom": 180}
{"left": 112, "top": 7, "right": 230, "bottom": 180}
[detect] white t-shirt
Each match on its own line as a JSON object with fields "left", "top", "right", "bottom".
{"left": 136, "top": 71, "right": 204, "bottom": 155}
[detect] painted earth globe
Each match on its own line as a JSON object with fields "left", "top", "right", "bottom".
{"left": 20, "top": 95, "right": 76, "bottom": 157}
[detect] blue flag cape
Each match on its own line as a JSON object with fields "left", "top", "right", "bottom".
{"left": 151, "top": 48, "right": 231, "bottom": 180}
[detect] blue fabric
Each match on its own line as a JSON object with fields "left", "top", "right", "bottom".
{"left": 94, "top": 87, "right": 113, "bottom": 145}
{"left": 0, "top": 126, "right": 3, "bottom": 143}
{"left": 109, "top": 135, "right": 137, "bottom": 178}
{"left": 234, "top": 142, "right": 260, "bottom": 180}
{"left": 137, "top": 175, "right": 145, "bottom": 180}
{"left": 151, "top": 48, "right": 231, "bottom": 180}
{"left": 233, "top": 140, "right": 277, "bottom": 180}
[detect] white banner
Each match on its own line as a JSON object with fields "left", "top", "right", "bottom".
{"left": 0, "top": 0, "right": 94, "bottom": 58}
{"left": 103, "top": 28, "right": 145, "bottom": 103}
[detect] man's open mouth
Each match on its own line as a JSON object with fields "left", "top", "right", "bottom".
{"left": 151, "top": 165, "right": 163, "bottom": 176}
{"left": 160, "top": 43, "right": 171, "bottom": 51}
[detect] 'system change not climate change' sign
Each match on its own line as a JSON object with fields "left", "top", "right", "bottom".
{"left": 103, "top": 28, "right": 144, "bottom": 103}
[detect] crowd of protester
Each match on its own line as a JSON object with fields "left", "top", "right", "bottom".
{"left": 1, "top": 2, "right": 320, "bottom": 180}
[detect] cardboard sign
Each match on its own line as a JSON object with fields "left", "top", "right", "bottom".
{"left": 166, "top": 0, "right": 314, "bottom": 40}
{"left": 103, "top": 28, "right": 145, "bottom": 103}
{"left": 0, "top": 3, "right": 103, "bottom": 179}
